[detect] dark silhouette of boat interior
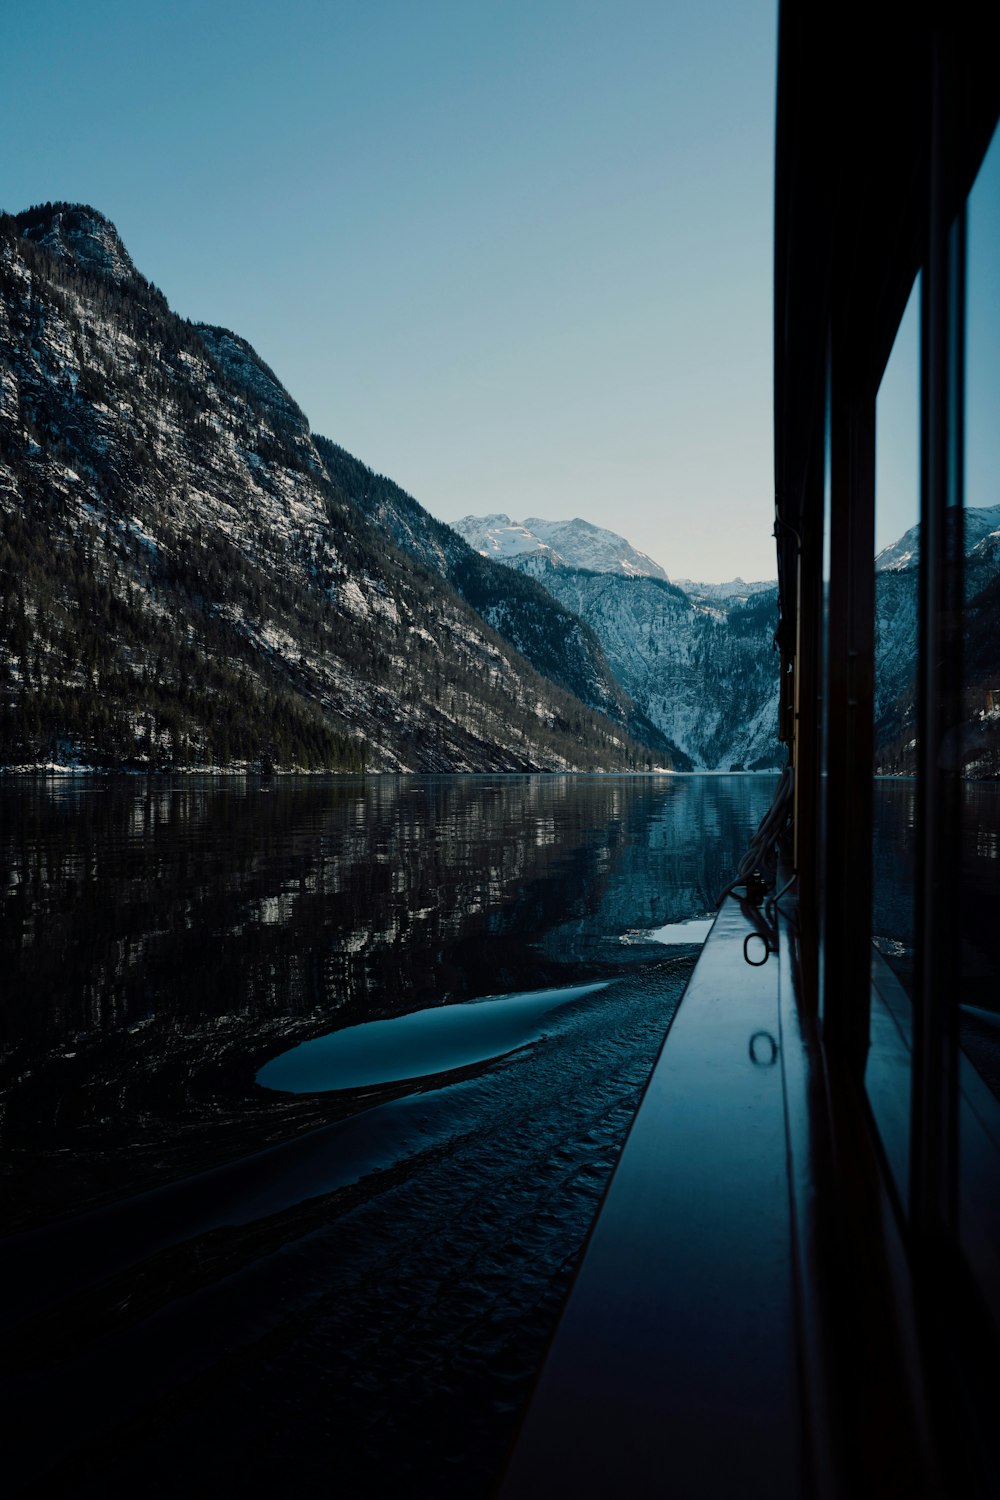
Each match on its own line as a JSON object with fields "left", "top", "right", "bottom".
{"left": 502, "top": 6, "right": 1000, "bottom": 1496}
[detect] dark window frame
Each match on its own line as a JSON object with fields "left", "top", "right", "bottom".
{"left": 775, "top": 8, "right": 1000, "bottom": 1483}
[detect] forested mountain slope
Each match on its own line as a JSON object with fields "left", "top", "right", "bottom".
{"left": 0, "top": 203, "right": 662, "bottom": 773}
{"left": 454, "top": 513, "right": 784, "bottom": 770}
{"left": 458, "top": 497, "right": 1000, "bottom": 775}
{"left": 314, "top": 438, "right": 686, "bottom": 763}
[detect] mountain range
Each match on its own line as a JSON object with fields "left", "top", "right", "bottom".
{"left": 455, "top": 510, "right": 1000, "bottom": 777}
{"left": 1, "top": 203, "right": 996, "bottom": 776}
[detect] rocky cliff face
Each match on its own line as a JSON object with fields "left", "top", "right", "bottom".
{"left": 507, "top": 556, "right": 782, "bottom": 769}
{"left": 455, "top": 512, "right": 783, "bottom": 770}
{"left": 456, "top": 496, "right": 1000, "bottom": 775}
{"left": 0, "top": 204, "right": 658, "bottom": 774}
{"left": 318, "top": 441, "right": 686, "bottom": 763}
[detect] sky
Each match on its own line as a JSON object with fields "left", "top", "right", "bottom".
{"left": 965, "top": 125, "right": 1000, "bottom": 521}
{"left": 875, "top": 124, "right": 1000, "bottom": 555}
{"left": 875, "top": 277, "right": 921, "bottom": 557}
{"left": 2, "top": 0, "right": 779, "bottom": 583}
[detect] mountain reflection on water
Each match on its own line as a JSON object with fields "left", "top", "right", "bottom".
{"left": 2, "top": 772, "right": 758, "bottom": 1036}
{"left": 1, "top": 773, "right": 779, "bottom": 1498}
{"left": 1, "top": 773, "right": 772, "bottom": 1217}
{"left": 873, "top": 778, "right": 1000, "bottom": 1007}
{"left": 873, "top": 777, "right": 1000, "bottom": 1102}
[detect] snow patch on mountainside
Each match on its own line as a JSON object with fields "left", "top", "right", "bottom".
{"left": 18, "top": 204, "right": 140, "bottom": 287}
{"left": 453, "top": 514, "right": 670, "bottom": 580}
{"left": 523, "top": 517, "right": 670, "bottom": 580}
{"left": 454, "top": 514, "right": 564, "bottom": 564}
{"left": 673, "top": 577, "right": 776, "bottom": 603}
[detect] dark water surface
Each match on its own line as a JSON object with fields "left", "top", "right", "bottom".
{"left": 1, "top": 773, "right": 776, "bottom": 1497}
{"left": 872, "top": 777, "right": 1000, "bottom": 1106}
{"left": 873, "top": 778, "right": 1000, "bottom": 1011}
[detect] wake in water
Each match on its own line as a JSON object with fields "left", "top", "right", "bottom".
{"left": 6, "top": 957, "right": 693, "bottom": 1498}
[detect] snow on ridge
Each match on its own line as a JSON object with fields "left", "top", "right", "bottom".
{"left": 453, "top": 513, "right": 670, "bottom": 580}
{"left": 17, "top": 204, "right": 138, "bottom": 287}
{"left": 876, "top": 501, "right": 1000, "bottom": 572}
{"left": 673, "top": 576, "right": 777, "bottom": 602}
{"left": 523, "top": 517, "right": 670, "bottom": 580}
{"left": 196, "top": 325, "right": 307, "bottom": 429}
{"left": 453, "top": 515, "right": 564, "bottom": 563}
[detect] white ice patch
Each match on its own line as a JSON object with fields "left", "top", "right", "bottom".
{"left": 257, "top": 980, "right": 611, "bottom": 1093}
{"left": 622, "top": 916, "right": 715, "bottom": 947}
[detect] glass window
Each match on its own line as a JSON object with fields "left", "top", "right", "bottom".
{"left": 959, "top": 121, "right": 1000, "bottom": 1311}
{"left": 817, "top": 360, "right": 832, "bottom": 1024}
{"left": 868, "top": 276, "right": 921, "bottom": 1205}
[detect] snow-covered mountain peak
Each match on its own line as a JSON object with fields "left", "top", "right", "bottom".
{"left": 453, "top": 514, "right": 565, "bottom": 563}
{"left": 15, "top": 202, "right": 140, "bottom": 288}
{"left": 875, "top": 501, "right": 1000, "bottom": 572}
{"left": 453, "top": 513, "right": 670, "bottom": 580}
{"left": 673, "top": 577, "right": 777, "bottom": 603}
{"left": 875, "top": 523, "right": 920, "bottom": 573}
{"left": 522, "top": 517, "right": 670, "bottom": 580}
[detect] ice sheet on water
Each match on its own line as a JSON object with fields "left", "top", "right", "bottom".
{"left": 257, "top": 981, "right": 610, "bottom": 1093}
{"left": 621, "top": 916, "right": 715, "bottom": 948}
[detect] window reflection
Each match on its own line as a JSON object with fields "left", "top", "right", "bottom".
{"left": 865, "top": 276, "right": 922, "bottom": 1210}
{"left": 960, "top": 122, "right": 1000, "bottom": 1112}
{"left": 873, "top": 275, "right": 921, "bottom": 1000}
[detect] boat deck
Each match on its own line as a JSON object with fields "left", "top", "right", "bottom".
{"left": 502, "top": 895, "right": 802, "bottom": 1497}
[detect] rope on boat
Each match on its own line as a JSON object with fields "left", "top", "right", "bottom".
{"left": 714, "top": 765, "right": 797, "bottom": 967}
{"left": 717, "top": 763, "right": 794, "bottom": 906}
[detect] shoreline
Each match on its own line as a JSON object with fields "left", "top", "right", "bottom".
{"left": 0, "top": 763, "right": 785, "bottom": 778}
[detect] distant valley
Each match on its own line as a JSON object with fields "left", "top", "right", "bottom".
{"left": 452, "top": 514, "right": 781, "bottom": 770}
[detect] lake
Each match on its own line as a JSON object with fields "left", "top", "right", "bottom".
{"left": 0, "top": 774, "right": 776, "bottom": 1216}
{"left": 13, "top": 771, "right": 988, "bottom": 1495}
{"left": 0, "top": 772, "right": 776, "bottom": 1496}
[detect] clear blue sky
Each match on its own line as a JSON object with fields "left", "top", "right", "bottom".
{"left": 876, "top": 125, "right": 1000, "bottom": 554}
{"left": 3, "top": 0, "right": 779, "bottom": 582}
{"left": 966, "top": 126, "right": 1000, "bottom": 520}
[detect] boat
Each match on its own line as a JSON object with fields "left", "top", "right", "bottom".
{"left": 501, "top": 6, "right": 1000, "bottom": 1495}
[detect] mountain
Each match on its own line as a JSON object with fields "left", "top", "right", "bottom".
{"left": 313, "top": 443, "right": 685, "bottom": 761}
{"left": 451, "top": 512, "right": 782, "bottom": 769}
{"left": 503, "top": 556, "right": 782, "bottom": 770}
{"left": 453, "top": 513, "right": 671, "bottom": 580}
{"left": 15, "top": 201, "right": 141, "bottom": 288}
{"left": 452, "top": 514, "right": 563, "bottom": 566}
{"left": 875, "top": 502, "right": 1000, "bottom": 573}
{"left": 0, "top": 203, "right": 665, "bottom": 775}
{"left": 459, "top": 496, "right": 999, "bottom": 775}
{"left": 873, "top": 504, "right": 1000, "bottom": 775}
{"left": 672, "top": 577, "right": 776, "bottom": 604}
